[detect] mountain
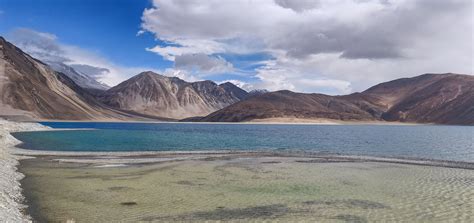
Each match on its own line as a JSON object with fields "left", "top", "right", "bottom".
{"left": 46, "top": 61, "right": 110, "bottom": 92}
{"left": 247, "top": 89, "right": 269, "bottom": 98}
{"left": 198, "top": 73, "right": 474, "bottom": 125}
{"left": 0, "top": 37, "right": 153, "bottom": 121}
{"left": 98, "top": 71, "right": 248, "bottom": 119}
{"left": 1, "top": 37, "right": 471, "bottom": 124}
{"left": 219, "top": 82, "right": 249, "bottom": 100}
{"left": 199, "top": 90, "right": 379, "bottom": 122}
{"left": 361, "top": 73, "right": 474, "bottom": 125}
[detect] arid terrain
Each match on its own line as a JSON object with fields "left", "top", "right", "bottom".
{"left": 200, "top": 74, "right": 474, "bottom": 125}
{"left": 1, "top": 36, "right": 473, "bottom": 125}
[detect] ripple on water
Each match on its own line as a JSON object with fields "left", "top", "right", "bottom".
{"left": 19, "top": 157, "right": 474, "bottom": 222}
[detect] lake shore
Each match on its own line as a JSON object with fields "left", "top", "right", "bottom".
{"left": 3, "top": 119, "right": 473, "bottom": 222}
{"left": 0, "top": 119, "right": 50, "bottom": 222}
{"left": 12, "top": 148, "right": 474, "bottom": 170}
{"left": 21, "top": 116, "right": 422, "bottom": 126}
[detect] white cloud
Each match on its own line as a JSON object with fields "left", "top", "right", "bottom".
{"left": 8, "top": 28, "right": 68, "bottom": 62}
{"left": 218, "top": 79, "right": 253, "bottom": 91}
{"left": 141, "top": 0, "right": 473, "bottom": 94}
{"left": 274, "top": 0, "right": 320, "bottom": 12}
{"left": 147, "top": 39, "right": 225, "bottom": 60}
{"left": 162, "top": 68, "right": 196, "bottom": 82}
{"left": 254, "top": 56, "right": 353, "bottom": 94}
{"left": 174, "top": 53, "right": 234, "bottom": 74}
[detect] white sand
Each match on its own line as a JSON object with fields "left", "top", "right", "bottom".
{"left": 0, "top": 119, "right": 49, "bottom": 222}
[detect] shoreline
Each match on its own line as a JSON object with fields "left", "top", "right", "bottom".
{"left": 0, "top": 119, "right": 50, "bottom": 222}
{"left": 29, "top": 117, "right": 425, "bottom": 126}
{"left": 12, "top": 147, "right": 474, "bottom": 170}
{"left": 6, "top": 118, "right": 473, "bottom": 169}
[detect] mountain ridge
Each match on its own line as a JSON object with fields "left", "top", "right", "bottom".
{"left": 198, "top": 73, "right": 474, "bottom": 125}
{"left": 0, "top": 37, "right": 163, "bottom": 121}
{"left": 98, "top": 71, "right": 249, "bottom": 119}
{"left": 1, "top": 37, "right": 472, "bottom": 125}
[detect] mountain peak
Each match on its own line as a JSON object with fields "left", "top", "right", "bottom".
{"left": 137, "top": 71, "right": 163, "bottom": 78}
{"left": 0, "top": 36, "right": 145, "bottom": 120}
{"left": 134, "top": 71, "right": 188, "bottom": 83}
{"left": 99, "top": 71, "right": 248, "bottom": 119}
{"left": 219, "top": 82, "right": 236, "bottom": 87}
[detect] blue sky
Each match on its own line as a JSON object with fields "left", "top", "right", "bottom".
{"left": 0, "top": 0, "right": 471, "bottom": 94}
{"left": 0, "top": 0, "right": 170, "bottom": 69}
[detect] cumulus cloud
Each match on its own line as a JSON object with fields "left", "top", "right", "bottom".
{"left": 162, "top": 68, "right": 201, "bottom": 82}
{"left": 69, "top": 64, "right": 110, "bottom": 79}
{"left": 175, "top": 53, "right": 234, "bottom": 74}
{"left": 8, "top": 28, "right": 69, "bottom": 62}
{"left": 141, "top": 0, "right": 473, "bottom": 94}
{"left": 147, "top": 39, "right": 225, "bottom": 60}
{"left": 254, "top": 57, "right": 353, "bottom": 94}
{"left": 274, "top": 0, "right": 320, "bottom": 12}
{"left": 218, "top": 79, "right": 253, "bottom": 91}
{"left": 6, "top": 28, "right": 157, "bottom": 86}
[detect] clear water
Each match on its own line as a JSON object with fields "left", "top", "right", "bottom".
{"left": 20, "top": 157, "right": 474, "bottom": 222}
{"left": 12, "top": 122, "right": 474, "bottom": 162}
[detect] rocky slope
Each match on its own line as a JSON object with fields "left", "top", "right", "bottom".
{"left": 99, "top": 71, "right": 248, "bottom": 119}
{"left": 0, "top": 37, "right": 152, "bottom": 120}
{"left": 46, "top": 61, "right": 109, "bottom": 92}
{"left": 199, "top": 73, "right": 474, "bottom": 125}
{"left": 362, "top": 73, "right": 474, "bottom": 125}
{"left": 1, "top": 37, "right": 471, "bottom": 124}
{"left": 200, "top": 90, "right": 380, "bottom": 122}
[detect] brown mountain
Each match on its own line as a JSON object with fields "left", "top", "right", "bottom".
{"left": 2, "top": 36, "right": 471, "bottom": 124}
{"left": 98, "top": 71, "right": 248, "bottom": 119}
{"left": 199, "top": 90, "right": 380, "bottom": 122}
{"left": 199, "top": 73, "right": 474, "bottom": 125}
{"left": 0, "top": 37, "right": 156, "bottom": 121}
{"left": 362, "top": 73, "right": 474, "bottom": 125}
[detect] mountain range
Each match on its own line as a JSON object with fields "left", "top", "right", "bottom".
{"left": 0, "top": 37, "right": 150, "bottom": 121}
{"left": 98, "top": 71, "right": 248, "bottom": 119}
{"left": 200, "top": 73, "right": 474, "bottom": 125}
{"left": 0, "top": 37, "right": 472, "bottom": 125}
{"left": 0, "top": 37, "right": 247, "bottom": 120}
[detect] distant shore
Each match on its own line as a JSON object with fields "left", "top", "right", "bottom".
{"left": 22, "top": 117, "right": 423, "bottom": 126}
{"left": 244, "top": 117, "right": 422, "bottom": 125}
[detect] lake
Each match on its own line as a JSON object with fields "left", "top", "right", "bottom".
{"left": 12, "top": 122, "right": 474, "bottom": 162}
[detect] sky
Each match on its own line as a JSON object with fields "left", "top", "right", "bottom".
{"left": 0, "top": 0, "right": 472, "bottom": 95}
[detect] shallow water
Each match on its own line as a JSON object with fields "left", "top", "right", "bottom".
{"left": 12, "top": 122, "right": 474, "bottom": 162}
{"left": 20, "top": 156, "right": 474, "bottom": 222}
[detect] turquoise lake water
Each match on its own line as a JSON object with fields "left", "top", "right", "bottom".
{"left": 12, "top": 122, "right": 474, "bottom": 162}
